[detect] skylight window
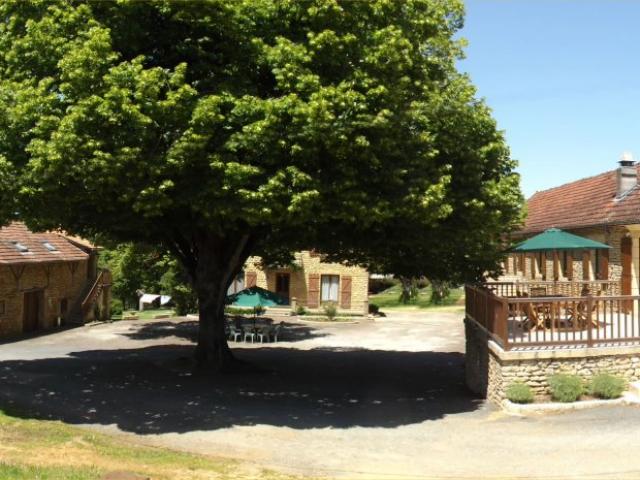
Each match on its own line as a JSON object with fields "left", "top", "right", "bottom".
{"left": 10, "top": 241, "right": 29, "bottom": 253}
{"left": 43, "top": 241, "right": 58, "bottom": 252}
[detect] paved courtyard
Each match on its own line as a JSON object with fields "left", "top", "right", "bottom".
{"left": 2, "top": 309, "right": 640, "bottom": 479}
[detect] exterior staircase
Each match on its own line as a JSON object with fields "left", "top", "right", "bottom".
{"left": 67, "top": 269, "right": 111, "bottom": 324}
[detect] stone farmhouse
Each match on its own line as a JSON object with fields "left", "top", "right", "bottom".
{"left": 0, "top": 222, "right": 111, "bottom": 339}
{"left": 465, "top": 155, "right": 640, "bottom": 405}
{"left": 502, "top": 154, "right": 640, "bottom": 295}
{"left": 232, "top": 251, "right": 369, "bottom": 315}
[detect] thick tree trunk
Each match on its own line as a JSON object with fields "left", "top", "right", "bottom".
{"left": 399, "top": 275, "right": 414, "bottom": 304}
{"left": 193, "top": 280, "right": 235, "bottom": 371}
{"left": 188, "top": 232, "right": 252, "bottom": 373}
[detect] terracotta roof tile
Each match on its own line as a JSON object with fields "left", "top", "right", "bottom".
{"left": 0, "top": 222, "right": 89, "bottom": 265}
{"left": 522, "top": 165, "right": 640, "bottom": 234}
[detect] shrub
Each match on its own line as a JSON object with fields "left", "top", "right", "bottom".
{"left": 225, "top": 306, "right": 251, "bottom": 316}
{"left": 110, "top": 299, "right": 124, "bottom": 318}
{"left": 548, "top": 374, "right": 583, "bottom": 402}
{"left": 368, "top": 277, "right": 397, "bottom": 294}
{"left": 295, "top": 304, "right": 307, "bottom": 316}
{"left": 323, "top": 302, "right": 338, "bottom": 321}
{"left": 172, "top": 284, "right": 198, "bottom": 316}
{"left": 505, "top": 382, "right": 534, "bottom": 404}
{"left": 589, "top": 373, "right": 626, "bottom": 399}
{"left": 368, "top": 303, "right": 380, "bottom": 315}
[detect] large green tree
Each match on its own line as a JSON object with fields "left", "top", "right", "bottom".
{"left": 0, "top": 0, "right": 522, "bottom": 370}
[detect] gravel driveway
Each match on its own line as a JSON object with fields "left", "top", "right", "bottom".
{"left": 2, "top": 309, "right": 640, "bottom": 479}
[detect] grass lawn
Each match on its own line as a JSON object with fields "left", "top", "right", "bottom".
{"left": 0, "top": 409, "right": 302, "bottom": 480}
{"left": 111, "top": 308, "right": 176, "bottom": 321}
{"left": 369, "top": 284, "right": 464, "bottom": 310}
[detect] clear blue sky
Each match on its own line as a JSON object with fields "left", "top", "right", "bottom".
{"left": 459, "top": 0, "right": 640, "bottom": 198}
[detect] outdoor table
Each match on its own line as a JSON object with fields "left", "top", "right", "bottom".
{"left": 524, "top": 295, "right": 566, "bottom": 331}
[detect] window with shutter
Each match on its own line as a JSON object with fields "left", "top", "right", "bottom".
{"left": 321, "top": 275, "right": 339, "bottom": 302}
{"left": 307, "top": 274, "right": 320, "bottom": 308}
{"left": 340, "top": 276, "right": 352, "bottom": 309}
{"left": 245, "top": 272, "right": 257, "bottom": 288}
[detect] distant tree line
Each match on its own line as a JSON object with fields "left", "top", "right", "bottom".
{"left": 98, "top": 243, "right": 197, "bottom": 315}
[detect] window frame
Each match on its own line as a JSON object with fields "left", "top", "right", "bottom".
{"left": 320, "top": 274, "right": 340, "bottom": 303}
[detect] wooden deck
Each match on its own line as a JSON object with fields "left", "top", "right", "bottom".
{"left": 466, "top": 282, "right": 640, "bottom": 350}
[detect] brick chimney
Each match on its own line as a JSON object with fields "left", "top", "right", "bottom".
{"left": 616, "top": 151, "right": 637, "bottom": 198}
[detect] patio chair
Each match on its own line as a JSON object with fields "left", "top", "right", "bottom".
{"left": 228, "top": 325, "right": 242, "bottom": 342}
{"left": 257, "top": 325, "right": 273, "bottom": 343}
{"left": 273, "top": 321, "right": 285, "bottom": 342}
{"left": 565, "top": 301, "right": 589, "bottom": 329}
{"left": 243, "top": 328, "right": 256, "bottom": 343}
{"left": 565, "top": 291, "right": 600, "bottom": 329}
{"left": 509, "top": 290, "right": 527, "bottom": 318}
{"left": 522, "top": 301, "right": 544, "bottom": 331}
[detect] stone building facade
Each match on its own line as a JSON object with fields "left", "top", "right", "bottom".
{"left": 0, "top": 222, "right": 111, "bottom": 339}
{"left": 240, "top": 251, "right": 369, "bottom": 315}
{"left": 500, "top": 157, "right": 640, "bottom": 298}
{"left": 469, "top": 155, "right": 640, "bottom": 405}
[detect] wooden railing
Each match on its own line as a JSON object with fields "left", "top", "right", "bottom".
{"left": 485, "top": 280, "right": 620, "bottom": 298}
{"left": 466, "top": 284, "right": 640, "bottom": 350}
{"left": 465, "top": 285, "right": 509, "bottom": 346}
{"left": 81, "top": 270, "right": 105, "bottom": 318}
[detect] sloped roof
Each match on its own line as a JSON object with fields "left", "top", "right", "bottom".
{"left": 522, "top": 165, "right": 640, "bottom": 234}
{"left": 0, "top": 222, "right": 89, "bottom": 265}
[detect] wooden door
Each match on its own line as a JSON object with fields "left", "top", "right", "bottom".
{"left": 23, "top": 291, "right": 41, "bottom": 333}
{"left": 275, "top": 273, "right": 290, "bottom": 303}
{"left": 621, "top": 237, "right": 632, "bottom": 312}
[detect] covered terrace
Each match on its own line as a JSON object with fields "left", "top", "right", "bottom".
{"left": 468, "top": 228, "right": 640, "bottom": 350}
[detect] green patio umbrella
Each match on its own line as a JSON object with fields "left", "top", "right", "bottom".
{"left": 227, "top": 286, "right": 288, "bottom": 307}
{"left": 513, "top": 228, "right": 611, "bottom": 252}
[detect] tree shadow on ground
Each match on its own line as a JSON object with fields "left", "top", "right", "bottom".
{"left": 123, "top": 320, "right": 326, "bottom": 343}
{"left": 0, "top": 344, "right": 480, "bottom": 435}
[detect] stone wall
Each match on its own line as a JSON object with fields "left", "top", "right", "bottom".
{"left": 464, "top": 316, "right": 489, "bottom": 397}
{"left": 244, "top": 251, "right": 369, "bottom": 315}
{"left": 572, "top": 225, "right": 626, "bottom": 283}
{"left": 466, "top": 316, "right": 640, "bottom": 404}
{"left": 0, "top": 260, "right": 89, "bottom": 338}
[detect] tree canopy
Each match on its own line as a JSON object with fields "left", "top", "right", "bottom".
{"left": 0, "top": 0, "right": 523, "bottom": 369}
